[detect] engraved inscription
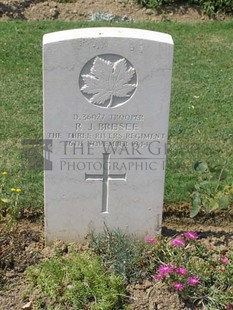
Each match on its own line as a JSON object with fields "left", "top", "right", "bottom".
{"left": 73, "top": 114, "right": 144, "bottom": 121}
{"left": 80, "top": 54, "right": 137, "bottom": 108}
{"left": 85, "top": 153, "right": 126, "bottom": 213}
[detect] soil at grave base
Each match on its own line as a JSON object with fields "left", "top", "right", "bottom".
{"left": 0, "top": 0, "right": 231, "bottom": 22}
{"left": 0, "top": 205, "right": 232, "bottom": 310}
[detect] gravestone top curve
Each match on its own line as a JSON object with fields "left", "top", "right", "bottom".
{"left": 43, "top": 27, "right": 173, "bottom": 45}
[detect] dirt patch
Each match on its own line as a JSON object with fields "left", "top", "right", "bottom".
{"left": 0, "top": 0, "right": 230, "bottom": 22}
{"left": 0, "top": 219, "right": 43, "bottom": 309}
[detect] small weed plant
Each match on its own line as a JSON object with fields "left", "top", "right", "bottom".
{"left": 0, "top": 171, "right": 22, "bottom": 229}
{"left": 190, "top": 161, "right": 233, "bottom": 217}
{"left": 27, "top": 247, "right": 127, "bottom": 309}
{"left": 89, "top": 226, "right": 149, "bottom": 284}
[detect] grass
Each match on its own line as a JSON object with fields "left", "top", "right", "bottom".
{"left": 0, "top": 20, "right": 233, "bottom": 211}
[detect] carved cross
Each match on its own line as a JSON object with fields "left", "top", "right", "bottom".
{"left": 85, "top": 153, "right": 126, "bottom": 213}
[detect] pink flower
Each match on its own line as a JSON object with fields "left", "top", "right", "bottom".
{"left": 226, "top": 304, "right": 232, "bottom": 310}
{"left": 145, "top": 237, "right": 157, "bottom": 244}
{"left": 152, "top": 274, "right": 165, "bottom": 281}
{"left": 183, "top": 231, "right": 198, "bottom": 240}
{"left": 221, "top": 257, "right": 229, "bottom": 264}
{"left": 158, "top": 264, "right": 174, "bottom": 275}
{"left": 172, "top": 238, "right": 185, "bottom": 247}
{"left": 176, "top": 267, "right": 187, "bottom": 275}
{"left": 187, "top": 276, "right": 200, "bottom": 286}
{"left": 173, "top": 282, "right": 185, "bottom": 291}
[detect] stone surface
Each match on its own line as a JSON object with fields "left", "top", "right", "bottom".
{"left": 43, "top": 27, "right": 173, "bottom": 243}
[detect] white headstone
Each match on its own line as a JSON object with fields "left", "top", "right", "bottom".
{"left": 43, "top": 27, "right": 173, "bottom": 243}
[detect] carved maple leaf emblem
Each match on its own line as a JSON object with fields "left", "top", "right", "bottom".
{"left": 81, "top": 56, "right": 136, "bottom": 108}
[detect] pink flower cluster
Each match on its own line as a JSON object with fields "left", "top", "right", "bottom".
{"left": 176, "top": 267, "right": 188, "bottom": 275}
{"left": 221, "top": 257, "right": 229, "bottom": 264}
{"left": 152, "top": 264, "right": 200, "bottom": 291}
{"left": 173, "top": 282, "right": 185, "bottom": 291}
{"left": 148, "top": 231, "right": 201, "bottom": 292}
{"left": 172, "top": 238, "right": 185, "bottom": 247}
{"left": 144, "top": 237, "right": 157, "bottom": 244}
{"left": 183, "top": 231, "right": 199, "bottom": 240}
{"left": 171, "top": 231, "right": 199, "bottom": 248}
{"left": 187, "top": 276, "right": 200, "bottom": 286}
{"left": 172, "top": 276, "right": 200, "bottom": 291}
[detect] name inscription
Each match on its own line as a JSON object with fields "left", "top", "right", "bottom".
{"left": 75, "top": 122, "right": 139, "bottom": 131}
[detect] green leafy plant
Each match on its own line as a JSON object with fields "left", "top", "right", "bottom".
{"left": 135, "top": 0, "right": 171, "bottom": 11}
{"left": 188, "top": 0, "right": 233, "bottom": 17}
{"left": 190, "top": 161, "right": 233, "bottom": 217}
{"left": 134, "top": 0, "right": 233, "bottom": 17}
{"left": 146, "top": 232, "right": 233, "bottom": 309}
{"left": 27, "top": 247, "right": 127, "bottom": 309}
{"left": 0, "top": 171, "right": 22, "bottom": 228}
